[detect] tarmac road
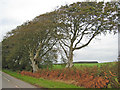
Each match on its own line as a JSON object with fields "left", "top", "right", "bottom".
{"left": 1, "top": 72, "right": 37, "bottom": 89}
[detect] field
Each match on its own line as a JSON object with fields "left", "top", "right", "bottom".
{"left": 3, "top": 62, "right": 120, "bottom": 88}
{"left": 52, "top": 62, "right": 115, "bottom": 69}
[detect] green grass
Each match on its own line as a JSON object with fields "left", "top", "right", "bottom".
{"left": 3, "top": 69, "right": 82, "bottom": 88}
{"left": 52, "top": 62, "right": 114, "bottom": 70}
{"left": 74, "top": 62, "right": 113, "bottom": 67}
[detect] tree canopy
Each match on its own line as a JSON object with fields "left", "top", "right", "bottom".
{"left": 2, "top": 12, "right": 58, "bottom": 72}
{"left": 55, "top": 2, "right": 118, "bottom": 68}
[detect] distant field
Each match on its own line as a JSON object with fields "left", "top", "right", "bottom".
{"left": 52, "top": 62, "right": 116, "bottom": 69}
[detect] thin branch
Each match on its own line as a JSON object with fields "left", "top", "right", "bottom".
{"left": 73, "top": 24, "right": 90, "bottom": 49}
{"left": 41, "top": 41, "right": 57, "bottom": 57}
{"left": 42, "top": 36, "right": 51, "bottom": 45}
{"left": 42, "top": 30, "right": 51, "bottom": 43}
{"left": 74, "top": 22, "right": 96, "bottom": 49}
{"left": 59, "top": 41, "right": 69, "bottom": 59}
{"left": 73, "top": 32, "right": 97, "bottom": 50}
{"left": 34, "top": 43, "right": 42, "bottom": 60}
{"left": 60, "top": 39, "right": 70, "bottom": 48}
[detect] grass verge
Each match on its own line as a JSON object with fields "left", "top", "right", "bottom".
{"left": 3, "top": 69, "right": 82, "bottom": 88}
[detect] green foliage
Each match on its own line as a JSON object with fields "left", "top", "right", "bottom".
{"left": 2, "top": 12, "right": 58, "bottom": 71}
{"left": 2, "top": 35, "right": 30, "bottom": 71}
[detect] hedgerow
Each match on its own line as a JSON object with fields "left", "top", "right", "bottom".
{"left": 20, "top": 62, "right": 120, "bottom": 88}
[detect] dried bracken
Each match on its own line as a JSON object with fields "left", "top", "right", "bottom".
{"left": 20, "top": 62, "right": 120, "bottom": 88}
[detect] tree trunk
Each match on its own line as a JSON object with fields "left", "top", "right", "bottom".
{"left": 29, "top": 52, "right": 39, "bottom": 73}
{"left": 65, "top": 46, "right": 73, "bottom": 68}
{"left": 31, "top": 59, "right": 39, "bottom": 73}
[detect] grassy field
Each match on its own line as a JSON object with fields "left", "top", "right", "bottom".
{"left": 52, "top": 62, "right": 115, "bottom": 69}
{"left": 3, "top": 69, "right": 82, "bottom": 88}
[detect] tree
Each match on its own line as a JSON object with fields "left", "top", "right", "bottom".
{"left": 56, "top": 2, "right": 118, "bottom": 68}
{"left": 2, "top": 31, "right": 31, "bottom": 71}
{"left": 2, "top": 12, "right": 58, "bottom": 72}
{"left": 22, "top": 12, "right": 58, "bottom": 72}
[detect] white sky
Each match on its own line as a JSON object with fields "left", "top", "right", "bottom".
{"left": 0, "top": 0, "right": 118, "bottom": 63}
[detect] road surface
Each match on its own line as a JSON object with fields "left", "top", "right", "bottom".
{"left": 1, "top": 72, "right": 37, "bottom": 89}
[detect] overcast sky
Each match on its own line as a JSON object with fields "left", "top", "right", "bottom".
{"left": 0, "top": 0, "right": 118, "bottom": 63}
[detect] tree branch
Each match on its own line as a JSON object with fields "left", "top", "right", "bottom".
{"left": 60, "top": 39, "right": 70, "bottom": 48}
{"left": 34, "top": 43, "right": 42, "bottom": 60}
{"left": 59, "top": 41, "right": 69, "bottom": 59}
{"left": 73, "top": 23, "right": 90, "bottom": 49}
{"left": 73, "top": 31, "right": 98, "bottom": 50}
{"left": 41, "top": 40, "right": 57, "bottom": 57}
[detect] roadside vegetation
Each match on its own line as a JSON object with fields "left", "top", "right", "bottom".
{"left": 19, "top": 62, "right": 120, "bottom": 88}
{"left": 3, "top": 69, "right": 81, "bottom": 88}
{"left": 3, "top": 62, "right": 120, "bottom": 88}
